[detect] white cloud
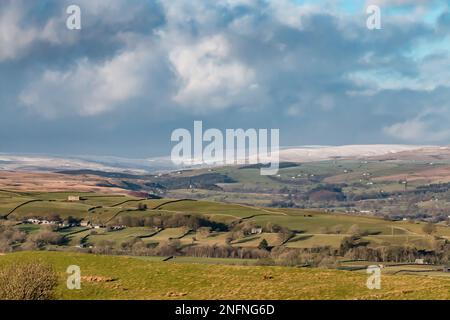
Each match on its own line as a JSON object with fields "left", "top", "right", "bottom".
{"left": 0, "top": 1, "right": 38, "bottom": 61}
{"left": 383, "top": 110, "right": 450, "bottom": 142}
{"left": 169, "top": 34, "right": 258, "bottom": 111}
{"left": 0, "top": 0, "right": 152, "bottom": 62}
{"left": 161, "top": 0, "right": 221, "bottom": 31}
{"left": 0, "top": 1, "right": 80, "bottom": 61}
{"left": 348, "top": 52, "right": 450, "bottom": 94}
{"left": 19, "top": 40, "right": 160, "bottom": 117}
{"left": 223, "top": 0, "right": 258, "bottom": 7}
{"left": 383, "top": 118, "right": 429, "bottom": 141}
{"left": 17, "top": 1, "right": 265, "bottom": 117}
{"left": 268, "top": 0, "right": 320, "bottom": 30}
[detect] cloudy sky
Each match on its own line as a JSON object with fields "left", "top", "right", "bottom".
{"left": 0, "top": 0, "right": 449, "bottom": 157}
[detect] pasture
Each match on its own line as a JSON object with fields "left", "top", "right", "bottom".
{"left": 0, "top": 251, "right": 449, "bottom": 300}
{"left": 1, "top": 190, "right": 449, "bottom": 251}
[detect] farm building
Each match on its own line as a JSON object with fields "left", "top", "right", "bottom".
{"left": 25, "top": 218, "right": 59, "bottom": 225}
{"left": 80, "top": 221, "right": 90, "bottom": 227}
{"left": 25, "top": 218, "right": 42, "bottom": 224}
{"left": 68, "top": 196, "right": 80, "bottom": 202}
{"left": 109, "top": 225, "right": 126, "bottom": 231}
{"left": 251, "top": 227, "right": 263, "bottom": 235}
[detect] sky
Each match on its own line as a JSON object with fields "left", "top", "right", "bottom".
{"left": 0, "top": 0, "right": 449, "bottom": 158}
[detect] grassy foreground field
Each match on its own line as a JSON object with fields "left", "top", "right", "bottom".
{"left": 1, "top": 251, "right": 449, "bottom": 300}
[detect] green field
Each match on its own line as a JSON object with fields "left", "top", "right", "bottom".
{"left": 1, "top": 251, "right": 449, "bottom": 300}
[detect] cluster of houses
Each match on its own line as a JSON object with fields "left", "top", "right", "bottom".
{"left": 80, "top": 221, "right": 126, "bottom": 231}
{"left": 109, "top": 225, "right": 126, "bottom": 231}
{"left": 80, "top": 221, "right": 101, "bottom": 228}
{"left": 24, "top": 218, "right": 78, "bottom": 228}
{"left": 24, "top": 218, "right": 126, "bottom": 231}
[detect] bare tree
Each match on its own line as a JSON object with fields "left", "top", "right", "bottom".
{"left": 0, "top": 261, "right": 58, "bottom": 300}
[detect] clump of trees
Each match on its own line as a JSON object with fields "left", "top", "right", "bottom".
{"left": 306, "top": 185, "right": 347, "bottom": 202}
{"left": 338, "top": 234, "right": 450, "bottom": 264}
{"left": 0, "top": 261, "right": 58, "bottom": 300}
{"left": 0, "top": 225, "right": 64, "bottom": 252}
{"left": 269, "top": 200, "right": 298, "bottom": 208}
{"left": 0, "top": 225, "right": 27, "bottom": 252}
{"left": 91, "top": 237, "right": 271, "bottom": 259}
{"left": 138, "top": 203, "right": 148, "bottom": 211}
{"left": 27, "top": 230, "right": 65, "bottom": 249}
{"left": 113, "top": 214, "right": 227, "bottom": 231}
{"left": 258, "top": 239, "right": 269, "bottom": 251}
{"left": 183, "top": 245, "right": 269, "bottom": 259}
{"left": 91, "top": 240, "right": 116, "bottom": 255}
{"left": 257, "top": 246, "right": 339, "bottom": 268}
